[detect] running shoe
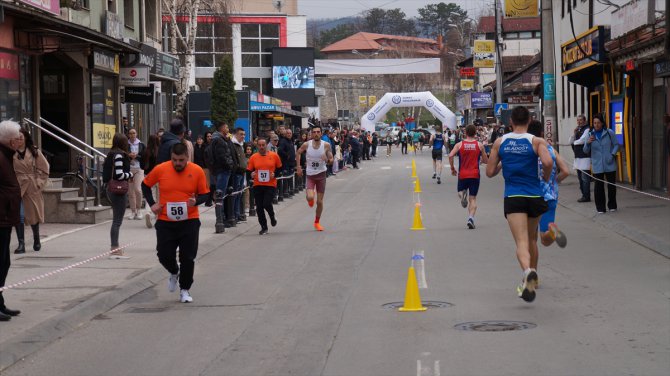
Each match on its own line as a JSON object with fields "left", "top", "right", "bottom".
{"left": 270, "top": 217, "right": 277, "bottom": 227}
{"left": 467, "top": 218, "right": 475, "bottom": 229}
{"left": 437, "top": 177, "right": 441, "bottom": 184}
{"left": 549, "top": 223, "right": 567, "bottom": 248}
{"left": 259, "top": 228, "right": 268, "bottom": 235}
{"left": 144, "top": 213, "right": 153, "bottom": 228}
{"left": 460, "top": 190, "right": 468, "bottom": 208}
{"left": 432, "top": 173, "right": 436, "bottom": 179}
{"left": 168, "top": 273, "right": 179, "bottom": 293}
{"left": 180, "top": 289, "right": 193, "bottom": 303}
{"left": 307, "top": 198, "right": 314, "bottom": 207}
{"left": 518, "top": 269, "right": 538, "bottom": 303}
{"left": 314, "top": 222, "right": 324, "bottom": 231}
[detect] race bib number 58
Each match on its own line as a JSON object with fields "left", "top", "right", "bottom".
{"left": 167, "top": 202, "right": 187, "bottom": 221}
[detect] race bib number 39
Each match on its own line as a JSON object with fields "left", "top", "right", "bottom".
{"left": 258, "top": 170, "right": 270, "bottom": 183}
{"left": 167, "top": 202, "right": 188, "bottom": 221}
{"left": 311, "top": 161, "right": 321, "bottom": 169}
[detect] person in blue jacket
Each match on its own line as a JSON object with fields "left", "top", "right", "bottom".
{"left": 584, "top": 113, "right": 620, "bottom": 214}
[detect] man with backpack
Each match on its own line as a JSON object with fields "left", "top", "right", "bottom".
{"left": 206, "top": 122, "right": 237, "bottom": 227}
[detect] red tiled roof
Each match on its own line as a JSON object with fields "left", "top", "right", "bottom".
{"left": 477, "top": 16, "right": 540, "bottom": 33}
{"left": 502, "top": 55, "right": 536, "bottom": 73}
{"left": 320, "top": 32, "right": 439, "bottom": 56}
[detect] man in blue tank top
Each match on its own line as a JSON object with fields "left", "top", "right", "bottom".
{"left": 486, "top": 107, "right": 553, "bottom": 303}
{"left": 429, "top": 126, "right": 446, "bottom": 184}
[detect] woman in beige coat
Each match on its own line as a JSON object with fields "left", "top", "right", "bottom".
{"left": 13, "top": 128, "right": 50, "bottom": 253}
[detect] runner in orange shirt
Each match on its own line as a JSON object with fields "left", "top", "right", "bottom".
{"left": 246, "top": 138, "right": 282, "bottom": 235}
{"left": 142, "top": 142, "right": 209, "bottom": 303}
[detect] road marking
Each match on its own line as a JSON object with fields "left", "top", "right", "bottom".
{"left": 381, "top": 166, "right": 392, "bottom": 170}
{"left": 416, "top": 359, "right": 441, "bottom": 376}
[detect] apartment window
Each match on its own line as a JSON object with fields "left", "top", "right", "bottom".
{"left": 145, "top": 0, "right": 158, "bottom": 40}
{"left": 241, "top": 23, "right": 280, "bottom": 68}
{"left": 518, "top": 31, "right": 532, "bottom": 39}
{"left": 193, "top": 22, "right": 232, "bottom": 68}
{"left": 124, "top": 0, "right": 134, "bottom": 29}
{"left": 242, "top": 78, "right": 261, "bottom": 92}
{"left": 504, "top": 32, "right": 519, "bottom": 39}
{"left": 534, "top": 31, "right": 542, "bottom": 38}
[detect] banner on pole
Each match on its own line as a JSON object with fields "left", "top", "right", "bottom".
{"left": 504, "top": 0, "right": 539, "bottom": 18}
{"left": 473, "top": 40, "right": 495, "bottom": 68}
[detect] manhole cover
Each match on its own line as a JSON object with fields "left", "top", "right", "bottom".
{"left": 124, "top": 306, "right": 169, "bottom": 314}
{"left": 454, "top": 321, "right": 536, "bottom": 332}
{"left": 382, "top": 301, "right": 453, "bottom": 310}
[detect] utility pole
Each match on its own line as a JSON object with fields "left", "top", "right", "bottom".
{"left": 541, "top": 0, "right": 558, "bottom": 146}
{"left": 494, "top": 0, "right": 504, "bottom": 107}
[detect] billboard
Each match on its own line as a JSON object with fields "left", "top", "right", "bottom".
{"left": 471, "top": 92, "right": 493, "bottom": 109}
{"left": 272, "top": 48, "right": 316, "bottom": 106}
{"left": 504, "top": 0, "right": 538, "bottom": 18}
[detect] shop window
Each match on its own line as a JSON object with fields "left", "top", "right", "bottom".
{"left": 124, "top": 0, "right": 134, "bottom": 29}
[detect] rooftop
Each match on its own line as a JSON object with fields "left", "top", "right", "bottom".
{"left": 320, "top": 32, "right": 440, "bottom": 56}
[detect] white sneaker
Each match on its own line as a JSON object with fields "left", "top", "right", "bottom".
{"left": 127, "top": 213, "right": 136, "bottom": 220}
{"left": 168, "top": 273, "right": 179, "bottom": 293}
{"left": 180, "top": 289, "right": 193, "bottom": 303}
{"left": 134, "top": 213, "right": 142, "bottom": 220}
{"left": 144, "top": 213, "right": 153, "bottom": 228}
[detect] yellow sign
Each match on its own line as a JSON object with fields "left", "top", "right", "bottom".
{"left": 473, "top": 40, "right": 495, "bottom": 68}
{"left": 359, "top": 96, "right": 368, "bottom": 107}
{"left": 504, "top": 0, "right": 538, "bottom": 18}
{"left": 368, "top": 95, "right": 377, "bottom": 106}
{"left": 460, "top": 79, "right": 474, "bottom": 91}
{"left": 473, "top": 40, "right": 495, "bottom": 54}
{"left": 93, "top": 123, "right": 116, "bottom": 149}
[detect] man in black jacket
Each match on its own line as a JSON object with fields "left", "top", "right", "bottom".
{"left": 278, "top": 128, "right": 296, "bottom": 196}
{"left": 349, "top": 131, "right": 361, "bottom": 169}
{"left": 210, "top": 122, "right": 236, "bottom": 225}
{"left": 0, "top": 120, "right": 22, "bottom": 321}
{"left": 158, "top": 119, "right": 185, "bottom": 163}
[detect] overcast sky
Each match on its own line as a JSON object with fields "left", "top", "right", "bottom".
{"left": 298, "top": 0, "right": 490, "bottom": 19}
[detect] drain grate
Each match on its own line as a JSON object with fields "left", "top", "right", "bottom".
{"left": 454, "top": 321, "right": 536, "bottom": 332}
{"left": 124, "top": 306, "right": 170, "bottom": 314}
{"left": 382, "top": 301, "right": 453, "bottom": 310}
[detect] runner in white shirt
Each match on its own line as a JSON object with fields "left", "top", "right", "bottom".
{"left": 296, "top": 125, "right": 334, "bottom": 231}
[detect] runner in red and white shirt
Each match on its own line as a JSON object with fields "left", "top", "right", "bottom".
{"left": 296, "top": 125, "right": 333, "bottom": 231}
{"left": 448, "top": 124, "right": 489, "bottom": 229}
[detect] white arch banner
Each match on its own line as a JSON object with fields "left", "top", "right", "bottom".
{"left": 361, "top": 91, "right": 457, "bottom": 133}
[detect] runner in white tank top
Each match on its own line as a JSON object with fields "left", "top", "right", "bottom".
{"left": 296, "top": 125, "right": 334, "bottom": 231}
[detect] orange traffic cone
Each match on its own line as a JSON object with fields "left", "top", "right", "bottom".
{"left": 399, "top": 266, "right": 427, "bottom": 312}
{"left": 410, "top": 203, "right": 425, "bottom": 230}
{"left": 414, "top": 178, "right": 422, "bottom": 193}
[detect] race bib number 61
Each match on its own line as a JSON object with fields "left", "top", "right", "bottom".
{"left": 167, "top": 202, "right": 187, "bottom": 221}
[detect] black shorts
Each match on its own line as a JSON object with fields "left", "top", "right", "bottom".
{"left": 504, "top": 197, "right": 548, "bottom": 218}
{"left": 431, "top": 149, "right": 442, "bottom": 160}
{"left": 457, "top": 178, "right": 480, "bottom": 196}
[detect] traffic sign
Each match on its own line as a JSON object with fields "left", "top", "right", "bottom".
{"left": 494, "top": 103, "right": 508, "bottom": 117}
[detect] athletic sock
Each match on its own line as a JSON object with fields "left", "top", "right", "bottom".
{"left": 315, "top": 216, "right": 320, "bottom": 224}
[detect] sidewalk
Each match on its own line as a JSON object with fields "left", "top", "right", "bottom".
{"left": 557, "top": 174, "right": 670, "bottom": 258}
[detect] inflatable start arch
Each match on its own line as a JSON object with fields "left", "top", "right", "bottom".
{"left": 360, "top": 91, "right": 457, "bottom": 133}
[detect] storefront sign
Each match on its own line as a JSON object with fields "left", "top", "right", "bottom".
{"left": 359, "top": 96, "right": 368, "bottom": 107}
{"left": 152, "top": 52, "right": 180, "bottom": 81}
{"left": 543, "top": 73, "right": 556, "bottom": 100}
{"left": 103, "top": 11, "right": 123, "bottom": 40}
{"left": 460, "top": 79, "right": 474, "bottom": 91}
{"left": 19, "top": 0, "right": 59, "bottom": 16}
{"left": 610, "top": 100, "right": 624, "bottom": 145}
{"left": 250, "top": 101, "right": 277, "bottom": 111}
{"left": 508, "top": 95, "right": 537, "bottom": 104}
{"left": 654, "top": 60, "right": 670, "bottom": 77}
{"left": 460, "top": 67, "right": 476, "bottom": 77}
{"left": 0, "top": 52, "right": 19, "bottom": 80}
{"left": 93, "top": 123, "right": 116, "bottom": 149}
{"left": 124, "top": 85, "right": 155, "bottom": 104}
{"left": 611, "top": 0, "right": 654, "bottom": 39}
{"left": 504, "top": 0, "right": 538, "bottom": 18}
{"left": 473, "top": 40, "right": 495, "bottom": 68}
{"left": 368, "top": 95, "right": 377, "bottom": 106}
{"left": 471, "top": 92, "right": 493, "bottom": 109}
{"left": 625, "top": 59, "right": 636, "bottom": 72}
{"left": 561, "top": 26, "right": 607, "bottom": 76}
{"left": 120, "top": 67, "right": 149, "bottom": 87}
{"left": 91, "top": 50, "right": 120, "bottom": 74}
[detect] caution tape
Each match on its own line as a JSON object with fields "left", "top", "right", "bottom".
{"left": 580, "top": 170, "right": 670, "bottom": 202}
{"left": 0, "top": 243, "right": 134, "bottom": 292}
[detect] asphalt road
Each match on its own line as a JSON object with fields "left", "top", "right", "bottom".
{"left": 4, "top": 150, "right": 669, "bottom": 376}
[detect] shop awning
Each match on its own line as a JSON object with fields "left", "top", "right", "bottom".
{"left": 250, "top": 101, "right": 309, "bottom": 117}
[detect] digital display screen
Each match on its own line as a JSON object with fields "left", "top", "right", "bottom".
{"left": 271, "top": 48, "right": 316, "bottom": 106}
{"left": 272, "top": 66, "right": 315, "bottom": 89}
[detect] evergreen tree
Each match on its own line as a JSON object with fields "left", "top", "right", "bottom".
{"left": 211, "top": 57, "right": 237, "bottom": 126}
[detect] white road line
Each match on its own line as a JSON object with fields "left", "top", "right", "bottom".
{"left": 381, "top": 166, "right": 392, "bottom": 170}
{"left": 417, "top": 360, "right": 422, "bottom": 376}
{"left": 434, "top": 360, "right": 441, "bottom": 376}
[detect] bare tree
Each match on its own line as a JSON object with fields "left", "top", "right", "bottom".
{"left": 163, "top": 0, "right": 231, "bottom": 117}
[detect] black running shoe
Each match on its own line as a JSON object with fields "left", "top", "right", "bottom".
{"left": 518, "top": 269, "right": 538, "bottom": 303}
{"left": 259, "top": 228, "right": 268, "bottom": 235}
{"left": 437, "top": 177, "right": 441, "bottom": 184}
{"left": 432, "top": 173, "right": 436, "bottom": 179}
{"left": 467, "top": 218, "right": 475, "bottom": 229}
{"left": 270, "top": 217, "right": 277, "bottom": 227}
